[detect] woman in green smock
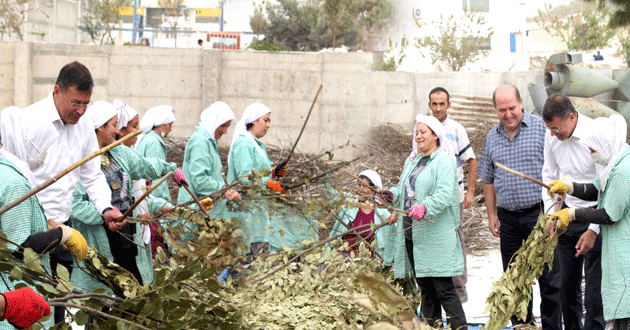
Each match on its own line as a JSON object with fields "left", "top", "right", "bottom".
{"left": 177, "top": 101, "right": 241, "bottom": 219}
{"left": 549, "top": 114, "right": 630, "bottom": 328}
{"left": 227, "top": 103, "right": 286, "bottom": 255}
{"left": 136, "top": 105, "right": 176, "bottom": 202}
{"left": 71, "top": 101, "right": 184, "bottom": 294}
{"left": 389, "top": 114, "right": 466, "bottom": 330}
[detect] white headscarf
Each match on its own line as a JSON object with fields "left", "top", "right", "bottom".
{"left": 113, "top": 99, "right": 138, "bottom": 130}
{"left": 140, "top": 105, "right": 175, "bottom": 133}
{"left": 410, "top": 113, "right": 445, "bottom": 160}
{"left": 228, "top": 103, "right": 271, "bottom": 164}
{"left": 582, "top": 114, "right": 628, "bottom": 190}
{"left": 86, "top": 101, "right": 118, "bottom": 129}
{"left": 1, "top": 106, "right": 59, "bottom": 170}
{"left": 138, "top": 105, "right": 175, "bottom": 143}
{"left": 200, "top": 101, "right": 236, "bottom": 141}
{"left": 358, "top": 169, "right": 383, "bottom": 191}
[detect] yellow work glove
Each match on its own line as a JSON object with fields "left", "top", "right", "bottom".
{"left": 200, "top": 197, "right": 214, "bottom": 211}
{"left": 551, "top": 208, "right": 575, "bottom": 230}
{"left": 66, "top": 228, "right": 88, "bottom": 262}
{"left": 547, "top": 180, "right": 573, "bottom": 199}
{"left": 56, "top": 225, "right": 88, "bottom": 263}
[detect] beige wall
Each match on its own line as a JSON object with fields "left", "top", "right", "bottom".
{"left": 1, "top": 41, "right": 547, "bottom": 160}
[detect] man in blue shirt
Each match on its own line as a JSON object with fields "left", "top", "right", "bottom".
{"left": 478, "top": 85, "right": 561, "bottom": 329}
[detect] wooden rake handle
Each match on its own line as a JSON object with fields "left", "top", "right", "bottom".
{"left": 0, "top": 130, "right": 143, "bottom": 216}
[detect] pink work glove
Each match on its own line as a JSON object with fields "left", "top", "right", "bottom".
{"left": 408, "top": 204, "right": 426, "bottom": 221}
{"left": 173, "top": 168, "right": 188, "bottom": 186}
{"left": 1, "top": 287, "right": 51, "bottom": 328}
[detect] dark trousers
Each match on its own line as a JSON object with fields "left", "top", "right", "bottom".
{"left": 406, "top": 239, "right": 467, "bottom": 330}
{"left": 453, "top": 203, "right": 467, "bottom": 296}
{"left": 613, "top": 318, "right": 630, "bottom": 330}
{"left": 50, "top": 218, "right": 74, "bottom": 324}
{"left": 557, "top": 221, "right": 605, "bottom": 330}
{"left": 497, "top": 204, "right": 561, "bottom": 330}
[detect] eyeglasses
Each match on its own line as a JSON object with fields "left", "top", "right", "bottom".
{"left": 64, "top": 95, "right": 92, "bottom": 110}
{"left": 548, "top": 118, "right": 568, "bottom": 133}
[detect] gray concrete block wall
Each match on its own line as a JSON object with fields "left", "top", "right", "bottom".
{"left": 0, "top": 43, "right": 17, "bottom": 107}
{"left": 2, "top": 41, "right": 551, "bottom": 161}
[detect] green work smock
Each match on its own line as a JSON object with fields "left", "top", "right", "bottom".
{"left": 71, "top": 145, "right": 176, "bottom": 294}
{"left": 177, "top": 127, "right": 228, "bottom": 219}
{"left": 328, "top": 200, "right": 396, "bottom": 266}
{"left": 391, "top": 149, "right": 463, "bottom": 279}
{"left": 136, "top": 130, "right": 171, "bottom": 202}
{"left": 227, "top": 133, "right": 271, "bottom": 246}
{"left": 595, "top": 147, "right": 630, "bottom": 320}
{"left": 0, "top": 155, "right": 53, "bottom": 330}
{"left": 268, "top": 211, "right": 320, "bottom": 253}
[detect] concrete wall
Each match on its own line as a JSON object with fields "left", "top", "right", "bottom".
{"left": 1, "top": 0, "right": 79, "bottom": 44}
{"left": 1, "top": 41, "right": 547, "bottom": 160}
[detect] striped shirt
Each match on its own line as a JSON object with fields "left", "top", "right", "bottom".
{"left": 441, "top": 117, "right": 476, "bottom": 203}
{"left": 478, "top": 112, "right": 546, "bottom": 211}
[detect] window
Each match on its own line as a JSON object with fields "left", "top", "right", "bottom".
{"left": 462, "top": 0, "right": 489, "bottom": 12}
{"left": 464, "top": 37, "right": 491, "bottom": 51}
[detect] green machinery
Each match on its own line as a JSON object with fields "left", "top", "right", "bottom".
{"left": 530, "top": 52, "right": 630, "bottom": 121}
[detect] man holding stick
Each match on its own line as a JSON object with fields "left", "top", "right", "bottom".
{"left": 3, "top": 61, "right": 123, "bottom": 324}
{"left": 542, "top": 94, "right": 605, "bottom": 330}
{"left": 478, "top": 85, "right": 561, "bottom": 329}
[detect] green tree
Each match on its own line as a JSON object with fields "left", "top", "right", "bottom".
{"left": 79, "top": 0, "right": 129, "bottom": 45}
{"left": 418, "top": 11, "right": 494, "bottom": 71}
{"left": 536, "top": 2, "right": 616, "bottom": 51}
{"left": 585, "top": 0, "right": 630, "bottom": 27}
{"left": 249, "top": 4, "right": 268, "bottom": 40}
{"left": 618, "top": 27, "right": 630, "bottom": 67}
{"left": 371, "top": 36, "right": 408, "bottom": 71}
{"left": 322, "top": 0, "right": 357, "bottom": 49}
{"left": 253, "top": 0, "right": 393, "bottom": 51}
{"left": 158, "top": 0, "right": 185, "bottom": 48}
{"left": 354, "top": 0, "right": 395, "bottom": 32}
{"left": 0, "top": 0, "right": 49, "bottom": 40}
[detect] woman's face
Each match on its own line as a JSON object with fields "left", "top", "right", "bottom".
{"left": 249, "top": 113, "right": 271, "bottom": 139}
{"left": 155, "top": 122, "right": 173, "bottom": 138}
{"left": 215, "top": 120, "right": 231, "bottom": 140}
{"left": 118, "top": 115, "right": 139, "bottom": 147}
{"left": 97, "top": 115, "right": 119, "bottom": 148}
{"left": 357, "top": 177, "right": 375, "bottom": 198}
{"left": 415, "top": 122, "right": 438, "bottom": 154}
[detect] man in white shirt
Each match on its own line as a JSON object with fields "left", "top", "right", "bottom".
{"left": 3, "top": 61, "right": 123, "bottom": 324}
{"left": 428, "top": 87, "right": 477, "bottom": 302}
{"left": 542, "top": 94, "right": 604, "bottom": 330}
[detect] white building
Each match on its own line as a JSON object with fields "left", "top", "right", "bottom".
{"left": 393, "top": 0, "right": 572, "bottom": 72}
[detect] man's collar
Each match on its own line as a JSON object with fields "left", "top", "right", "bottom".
{"left": 520, "top": 111, "right": 531, "bottom": 127}
{"left": 570, "top": 113, "right": 587, "bottom": 140}
{"left": 42, "top": 92, "right": 63, "bottom": 124}
{"left": 498, "top": 110, "right": 529, "bottom": 134}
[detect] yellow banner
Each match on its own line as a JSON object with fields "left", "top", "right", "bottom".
{"left": 195, "top": 8, "right": 221, "bottom": 17}
{"left": 117, "top": 7, "right": 144, "bottom": 16}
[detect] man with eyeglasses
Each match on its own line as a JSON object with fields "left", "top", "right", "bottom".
{"left": 3, "top": 61, "right": 123, "bottom": 325}
{"left": 541, "top": 94, "right": 605, "bottom": 330}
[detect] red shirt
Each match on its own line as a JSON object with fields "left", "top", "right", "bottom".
{"left": 342, "top": 207, "right": 375, "bottom": 255}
